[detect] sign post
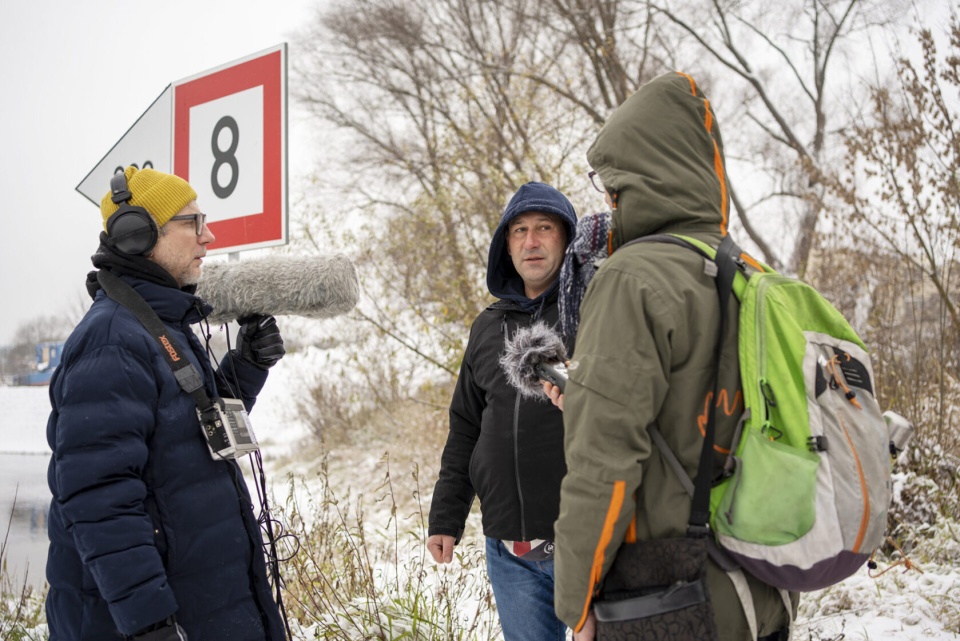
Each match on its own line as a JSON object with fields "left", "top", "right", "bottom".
{"left": 76, "top": 44, "right": 287, "bottom": 255}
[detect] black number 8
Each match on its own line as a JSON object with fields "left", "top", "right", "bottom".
{"left": 211, "top": 116, "right": 239, "bottom": 199}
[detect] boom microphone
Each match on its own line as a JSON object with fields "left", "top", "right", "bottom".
{"left": 196, "top": 254, "right": 360, "bottom": 324}
{"left": 500, "top": 322, "right": 569, "bottom": 400}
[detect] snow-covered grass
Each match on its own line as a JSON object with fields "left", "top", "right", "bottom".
{"left": 2, "top": 348, "right": 959, "bottom": 639}
{"left": 796, "top": 545, "right": 959, "bottom": 640}
{"left": 267, "top": 456, "right": 499, "bottom": 640}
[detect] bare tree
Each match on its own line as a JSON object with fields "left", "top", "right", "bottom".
{"left": 520, "top": 0, "right": 674, "bottom": 120}
{"left": 830, "top": 22, "right": 960, "bottom": 334}
{"left": 650, "top": 0, "right": 905, "bottom": 275}
{"left": 817, "top": 16, "right": 960, "bottom": 443}
{"left": 2, "top": 312, "right": 79, "bottom": 380}
{"left": 291, "top": 0, "right": 627, "bottom": 392}
{"left": 289, "top": 0, "right": 914, "bottom": 431}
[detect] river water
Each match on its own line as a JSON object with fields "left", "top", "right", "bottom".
{"left": 1, "top": 385, "right": 53, "bottom": 592}
{"left": 1, "top": 452, "right": 50, "bottom": 592}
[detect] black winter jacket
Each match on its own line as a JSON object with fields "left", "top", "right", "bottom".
{"left": 429, "top": 294, "right": 572, "bottom": 542}
{"left": 428, "top": 181, "right": 577, "bottom": 544}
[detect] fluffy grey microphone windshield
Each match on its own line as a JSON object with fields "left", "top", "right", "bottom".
{"left": 196, "top": 254, "right": 360, "bottom": 324}
{"left": 500, "top": 321, "right": 568, "bottom": 400}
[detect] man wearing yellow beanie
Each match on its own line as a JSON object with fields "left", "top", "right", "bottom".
{"left": 96, "top": 165, "right": 207, "bottom": 286}
{"left": 100, "top": 165, "right": 199, "bottom": 231}
{"left": 45, "top": 166, "right": 287, "bottom": 641}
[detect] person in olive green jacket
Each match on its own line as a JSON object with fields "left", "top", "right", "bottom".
{"left": 546, "top": 72, "right": 797, "bottom": 640}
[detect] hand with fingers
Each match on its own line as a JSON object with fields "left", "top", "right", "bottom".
{"left": 234, "top": 314, "right": 285, "bottom": 370}
{"left": 542, "top": 380, "right": 564, "bottom": 411}
{"left": 427, "top": 534, "right": 456, "bottom": 564}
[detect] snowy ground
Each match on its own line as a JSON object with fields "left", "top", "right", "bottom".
{"left": 3, "top": 350, "right": 958, "bottom": 639}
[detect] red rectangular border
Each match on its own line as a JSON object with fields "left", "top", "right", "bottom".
{"left": 173, "top": 50, "right": 283, "bottom": 252}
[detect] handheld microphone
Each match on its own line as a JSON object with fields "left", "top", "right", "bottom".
{"left": 500, "top": 322, "right": 569, "bottom": 399}
{"left": 536, "top": 362, "right": 568, "bottom": 393}
{"left": 196, "top": 254, "right": 360, "bottom": 324}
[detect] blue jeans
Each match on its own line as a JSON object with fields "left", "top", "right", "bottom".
{"left": 485, "top": 537, "right": 567, "bottom": 641}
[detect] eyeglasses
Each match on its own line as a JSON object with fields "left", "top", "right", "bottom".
{"left": 587, "top": 170, "right": 605, "bottom": 193}
{"left": 168, "top": 212, "right": 207, "bottom": 235}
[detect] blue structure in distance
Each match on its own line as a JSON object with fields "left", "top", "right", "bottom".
{"left": 14, "top": 341, "right": 64, "bottom": 386}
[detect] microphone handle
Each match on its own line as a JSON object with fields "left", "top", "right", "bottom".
{"left": 535, "top": 362, "right": 567, "bottom": 393}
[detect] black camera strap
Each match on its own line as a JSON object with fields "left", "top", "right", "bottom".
{"left": 689, "top": 233, "right": 739, "bottom": 535}
{"left": 97, "top": 269, "right": 215, "bottom": 415}
{"left": 619, "top": 233, "right": 740, "bottom": 536}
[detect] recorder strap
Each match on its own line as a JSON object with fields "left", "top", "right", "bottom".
{"left": 97, "top": 269, "right": 216, "bottom": 416}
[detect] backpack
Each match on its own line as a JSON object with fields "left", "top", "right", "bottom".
{"left": 627, "top": 233, "right": 893, "bottom": 593}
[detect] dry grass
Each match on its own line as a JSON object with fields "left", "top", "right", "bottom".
{"left": 0, "top": 498, "right": 47, "bottom": 641}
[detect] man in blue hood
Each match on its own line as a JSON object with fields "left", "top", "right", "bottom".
{"left": 427, "top": 182, "right": 577, "bottom": 641}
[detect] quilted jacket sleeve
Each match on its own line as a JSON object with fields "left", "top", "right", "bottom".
{"left": 215, "top": 350, "right": 269, "bottom": 411}
{"left": 51, "top": 343, "right": 178, "bottom": 634}
{"left": 428, "top": 337, "right": 485, "bottom": 543}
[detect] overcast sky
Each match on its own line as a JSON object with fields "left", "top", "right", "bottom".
{"left": 0, "top": 0, "right": 321, "bottom": 345}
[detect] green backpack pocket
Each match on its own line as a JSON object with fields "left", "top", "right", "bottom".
{"left": 712, "top": 429, "right": 820, "bottom": 545}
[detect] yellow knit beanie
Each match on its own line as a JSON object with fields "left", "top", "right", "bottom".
{"left": 100, "top": 166, "right": 197, "bottom": 231}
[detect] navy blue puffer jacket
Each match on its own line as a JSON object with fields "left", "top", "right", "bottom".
{"left": 45, "top": 272, "right": 285, "bottom": 640}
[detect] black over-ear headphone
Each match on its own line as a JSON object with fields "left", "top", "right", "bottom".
{"left": 105, "top": 171, "right": 158, "bottom": 255}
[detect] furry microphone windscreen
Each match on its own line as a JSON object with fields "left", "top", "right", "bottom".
{"left": 499, "top": 321, "right": 568, "bottom": 400}
{"left": 196, "top": 254, "right": 360, "bottom": 324}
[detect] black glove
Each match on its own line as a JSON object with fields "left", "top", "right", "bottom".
{"left": 132, "top": 617, "right": 188, "bottom": 641}
{"left": 234, "top": 314, "right": 285, "bottom": 370}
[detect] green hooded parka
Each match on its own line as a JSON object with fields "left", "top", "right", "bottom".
{"left": 553, "top": 71, "right": 796, "bottom": 640}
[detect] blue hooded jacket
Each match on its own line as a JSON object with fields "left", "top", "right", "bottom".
{"left": 486, "top": 181, "right": 578, "bottom": 306}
